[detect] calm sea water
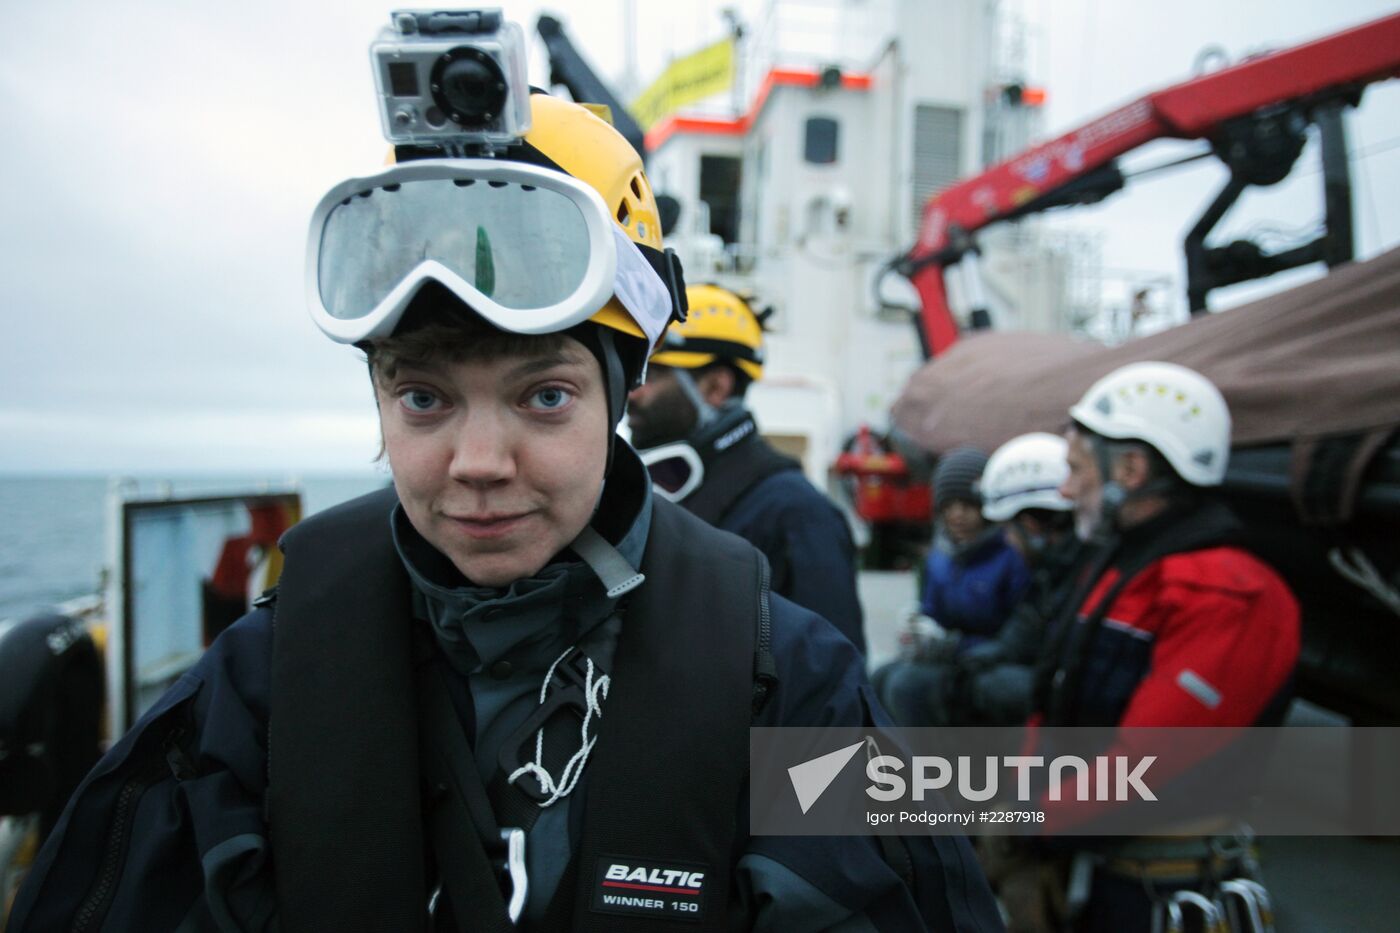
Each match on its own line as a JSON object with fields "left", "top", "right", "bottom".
{"left": 0, "top": 474, "right": 388, "bottom": 622}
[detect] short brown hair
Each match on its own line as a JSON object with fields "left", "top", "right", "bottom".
{"left": 364, "top": 283, "right": 569, "bottom": 386}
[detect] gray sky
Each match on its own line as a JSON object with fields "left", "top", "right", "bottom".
{"left": 3, "top": 0, "right": 1397, "bottom": 474}
{"left": 1027, "top": 0, "right": 1400, "bottom": 330}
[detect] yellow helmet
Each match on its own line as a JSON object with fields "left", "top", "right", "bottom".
{"left": 524, "top": 95, "right": 661, "bottom": 250}
{"left": 652, "top": 284, "right": 766, "bottom": 382}
{"left": 521, "top": 94, "right": 662, "bottom": 347}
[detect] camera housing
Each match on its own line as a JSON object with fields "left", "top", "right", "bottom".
{"left": 370, "top": 8, "right": 531, "bottom": 147}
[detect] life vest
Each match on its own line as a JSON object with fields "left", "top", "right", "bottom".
{"left": 268, "top": 487, "right": 769, "bottom": 932}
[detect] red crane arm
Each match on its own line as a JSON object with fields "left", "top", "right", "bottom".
{"left": 908, "top": 11, "right": 1400, "bottom": 357}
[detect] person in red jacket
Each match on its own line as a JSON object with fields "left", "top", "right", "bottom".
{"left": 1003, "top": 362, "right": 1300, "bottom": 933}
{"left": 1040, "top": 361, "right": 1299, "bottom": 733}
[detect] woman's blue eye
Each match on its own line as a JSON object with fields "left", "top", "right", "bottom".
{"left": 402, "top": 390, "right": 438, "bottom": 412}
{"left": 530, "top": 387, "right": 571, "bottom": 410}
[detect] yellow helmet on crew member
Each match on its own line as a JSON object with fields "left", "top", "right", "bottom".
{"left": 651, "top": 284, "right": 766, "bottom": 383}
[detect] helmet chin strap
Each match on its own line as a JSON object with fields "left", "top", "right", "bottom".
{"left": 596, "top": 327, "right": 628, "bottom": 476}
{"left": 1088, "top": 438, "right": 1178, "bottom": 540}
{"left": 671, "top": 366, "right": 720, "bottom": 433}
{"left": 1087, "top": 437, "right": 1122, "bottom": 542}
{"left": 1090, "top": 481, "right": 1126, "bottom": 543}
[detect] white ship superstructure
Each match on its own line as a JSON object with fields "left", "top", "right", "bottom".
{"left": 643, "top": 0, "right": 1062, "bottom": 482}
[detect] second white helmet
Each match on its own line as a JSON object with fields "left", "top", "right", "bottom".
{"left": 980, "top": 433, "right": 1073, "bottom": 521}
{"left": 1068, "top": 361, "right": 1231, "bottom": 487}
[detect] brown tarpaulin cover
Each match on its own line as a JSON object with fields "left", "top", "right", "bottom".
{"left": 893, "top": 245, "right": 1400, "bottom": 457}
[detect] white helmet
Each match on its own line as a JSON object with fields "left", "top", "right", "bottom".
{"left": 1068, "top": 361, "right": 1230, "bottom": 487}
{"left": 980, "top": 433, "right": 1073, "bottom": 521}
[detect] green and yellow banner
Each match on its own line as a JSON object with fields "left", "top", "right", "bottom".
{"left": 631, "top": 37, "right": 735, "bottom": 130}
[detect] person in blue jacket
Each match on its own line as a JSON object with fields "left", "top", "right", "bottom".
{"left": 625, "top": 283, "right": 866, "bottom": 652}
{"left": 876, "top": 446, "right": 1030, "bottom": 726}
{"left": 919, "top": 447, "right": 1031, "bottom": 647}
{"left": 10, "top": 90, "right": 999, "bottom": 932}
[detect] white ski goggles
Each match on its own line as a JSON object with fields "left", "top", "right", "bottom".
{"left": 639, "top": 442, "right": 705, "bottom": 503}
{"left": 306, "top": 159, "right": 672, "bottom": 347}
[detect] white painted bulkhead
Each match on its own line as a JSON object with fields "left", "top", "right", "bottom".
{"left": 644, "top": 0, "right": 1010, "bottom": 488}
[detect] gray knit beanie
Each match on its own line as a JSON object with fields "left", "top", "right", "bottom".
{"left": 933, "top": 446, "right": 989, "bottom": 507}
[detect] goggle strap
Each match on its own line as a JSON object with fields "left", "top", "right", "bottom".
{"left": 636, "top": 244, "right": 688, "bottom": 325}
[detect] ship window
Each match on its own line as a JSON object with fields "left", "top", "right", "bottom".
{"left": 911, "top": 104, "right": 964, "bottom": 236}
{"left": 804, "top": 116, "right": 840, "bottom": 164}
{"left": 700, "top": 154, "right": 742, "bottom": 245}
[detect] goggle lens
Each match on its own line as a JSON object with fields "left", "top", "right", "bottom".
{"left": 317, "top": 177, "right": 591, "bottom": 321}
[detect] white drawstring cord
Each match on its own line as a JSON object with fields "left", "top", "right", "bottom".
{"left": 1329, "top": 546, "right": 1400, "bottom": 618}
{"left": 507, "top": 646, "right": 610, "bottom": 807}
